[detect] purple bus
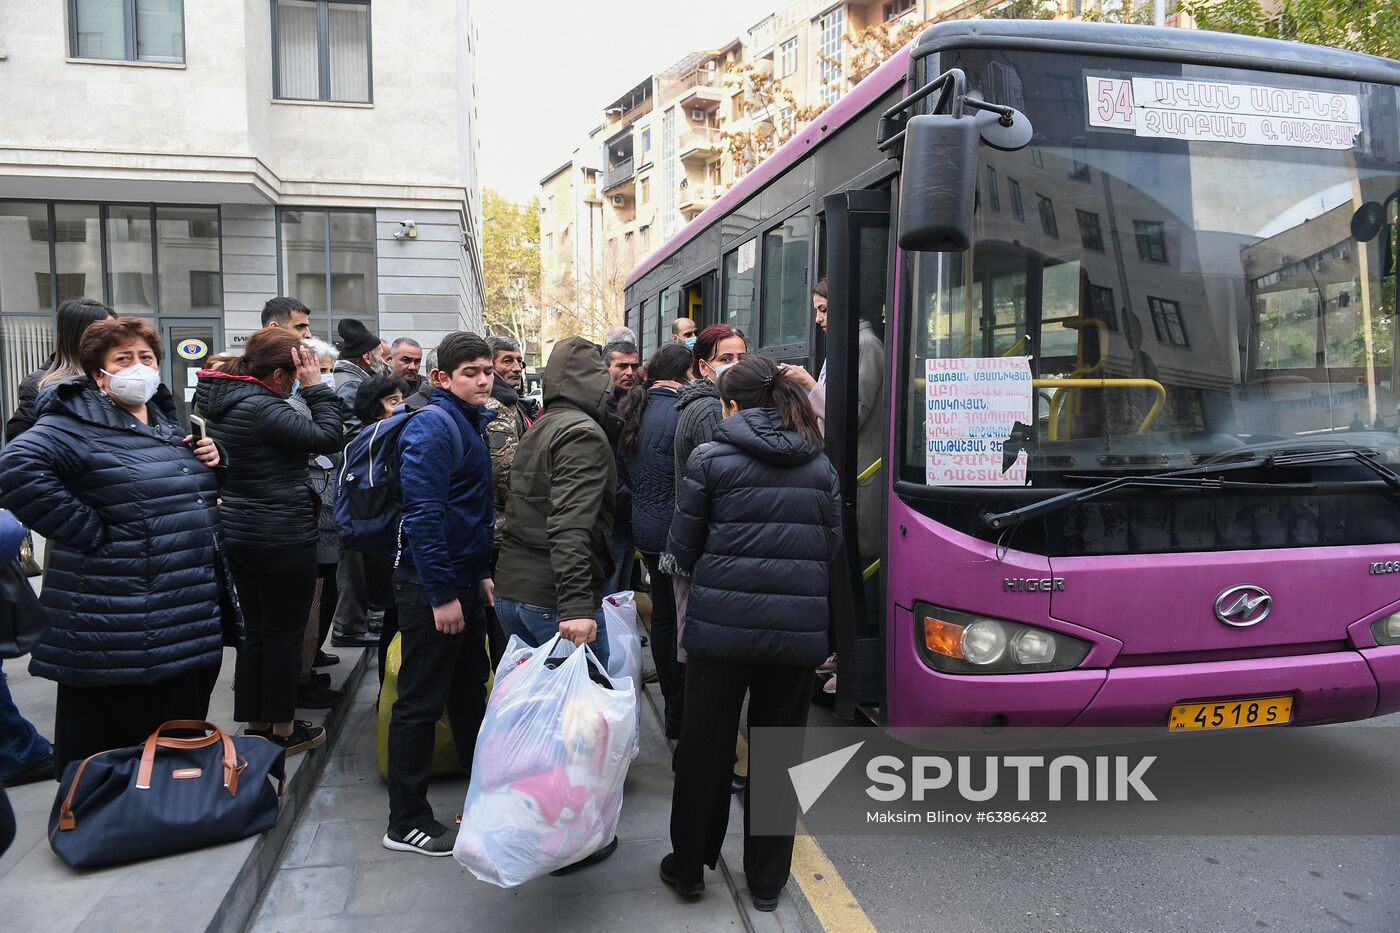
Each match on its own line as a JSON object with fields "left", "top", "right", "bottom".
{"left": 624, "top": 21, "right": 1400, "bottom": 733}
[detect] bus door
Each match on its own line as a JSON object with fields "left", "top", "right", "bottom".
{"left": 681, "top": 272, "right": 715, "bottom": 329}
{"left": 822, "top": 187, "right": 892, "bottom": 720}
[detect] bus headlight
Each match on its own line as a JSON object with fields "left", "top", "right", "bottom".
{"left": 916, "top": 602, "right": 1091, "bottom": 674}
{"left": 1370, "top": 612, "right": 1400, "bottom": 646}
{"left": 961, "top": 620, "right": 1007, "bottom": 665}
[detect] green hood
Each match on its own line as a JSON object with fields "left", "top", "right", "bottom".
{"left": 543, "top": 336, "right": 614, "bottom": 429}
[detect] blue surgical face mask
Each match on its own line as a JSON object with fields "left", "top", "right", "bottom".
{"left": 320, "top": 373, "right": 336, "bottom": 388}
{"left": 290, "top": 379, "right": 301, "bottom": 396}
{"left": 711, "top": 360, "right": 737, "bottom": 379}
{"left": 684, "top": 336, "right": 697, "bottom": 350}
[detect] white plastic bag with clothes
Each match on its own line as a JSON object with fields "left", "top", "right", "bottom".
{"left": 454, "top": 635, "right": 636, "bottom": 888}
{"left": 603, "top": 591, "right": 642, "bottom": 759}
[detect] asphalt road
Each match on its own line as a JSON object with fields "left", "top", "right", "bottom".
{"left": 794, "top": 701, "right": 1400, "bottom": 933}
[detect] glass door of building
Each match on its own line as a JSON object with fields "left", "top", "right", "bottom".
{"left": 161, "top": 319, "right": 223, "bottom": 427}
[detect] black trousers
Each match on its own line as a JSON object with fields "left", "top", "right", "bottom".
{"left": 670, "top": 655, "right": 810, "bottom": 897}
{"left": 228, "top": 545, "right": 317, "bottom": 725}
{"left": 387, "top": 567, "right": 490, "bottom": 834}
{"left": 52, "top": 663, "right": 221, "bottom": 776}
{"left": 640, "top": 552, "right": 684, "bottom": 738}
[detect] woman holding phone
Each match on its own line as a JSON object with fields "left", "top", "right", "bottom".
{"left": 0, "top": 317, "right": 224, "bottom": 774}
{"left": 195, "top": 327, "right": 342, "bottom": 755}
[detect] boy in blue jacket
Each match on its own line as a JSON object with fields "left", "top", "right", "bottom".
{"left": 384, "top": 332, "right": 496, "bottom": 856}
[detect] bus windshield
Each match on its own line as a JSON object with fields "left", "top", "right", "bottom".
{"left": 901, "top": 50, "right": 1400, "bottom": 488}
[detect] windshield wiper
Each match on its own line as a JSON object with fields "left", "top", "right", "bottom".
{"left": 982, "top": 447, "right": 1400, "bottom": 531}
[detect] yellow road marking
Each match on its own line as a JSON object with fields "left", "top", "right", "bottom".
{"left": 736, "top": 735, "right": 874, "bottom": 932}
{"left": 790, "top": 825, "right": 878, "bottom": 933}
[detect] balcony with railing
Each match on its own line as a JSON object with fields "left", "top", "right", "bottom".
{"left": 672, "top": 65, "right": 725, "bottom": 111}
{"left": 678, "top": 127, "right": 723, "bottom": 164}
{"left": 602, "top": 157, "right": 636, "bottom": 194}
{"left": 678, "top": 182, "right": 724, "bottom": 217}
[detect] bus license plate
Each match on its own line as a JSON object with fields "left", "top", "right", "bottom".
{"left": 1169, "top": 696, "right": 1293, "bottom": 731}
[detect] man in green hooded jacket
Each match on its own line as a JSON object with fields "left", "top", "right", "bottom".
{"left": 494, "top": 336, "right": 617, "bottom": 667}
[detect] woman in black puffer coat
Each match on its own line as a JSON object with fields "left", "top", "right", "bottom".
{"left": 0, "top": 318, "right": 225, "bottom": 774}
{"left": 619, "top": 343, "right": 692, "bottom": 739}
{"left": 662, "top": 355, "right": 841, "bottom": 912}
{"left": 193, "top": 326, "right": 341, "bottom": 755}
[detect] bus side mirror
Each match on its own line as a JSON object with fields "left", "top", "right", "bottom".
{"left": 898, "top": 114, "right": 979, "bottom": 253}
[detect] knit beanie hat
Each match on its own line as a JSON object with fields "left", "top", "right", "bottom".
{"left": 337, "top": 318, "right": 380, "bottom": 359}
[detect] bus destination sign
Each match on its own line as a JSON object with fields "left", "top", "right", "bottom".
{"left": 1086, "top": 75, "right": 1362, "bottom": 151}
{"left": 925, "top": 357, "right": 1033, "bottom": 487}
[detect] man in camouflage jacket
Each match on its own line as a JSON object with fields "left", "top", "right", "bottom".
{"left": 484, "top": 336, "right": 536, "bottom": 546}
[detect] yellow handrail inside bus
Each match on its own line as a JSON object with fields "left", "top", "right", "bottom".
{"left": 1033, "top": 377, "right": 1166, "bottom": 440}
{"left": 863, "top": 559, "right": 880, "bottom": 580}
{"left": 857, "top": 458, "right": 883, "bottom": 485}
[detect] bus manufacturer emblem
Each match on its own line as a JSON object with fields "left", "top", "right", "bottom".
{"left": 1214, "top": 585, "right": 1271, "bottom": 627}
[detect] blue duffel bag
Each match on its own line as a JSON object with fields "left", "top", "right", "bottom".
{"left": 49, "top": 720, "right": 286, "bottom": 868}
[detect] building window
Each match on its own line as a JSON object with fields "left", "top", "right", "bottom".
{"left": 640, "top": 177, "right": 650, "bottom": 205}
{"left": 69, "top": 0, "right": 185, "bottom": 64}
{"left": 1029, "top": 147, "right": 1044, "bottom": 169}
{"left": 278, "top": 208, "right": 376, "bottom": 341}
{"left": 2, "top": 204, "right": 220, "bottom": 316}
{"left": 761, "top": 210, "right": 813, "bottom": 347}
{"left": 1008, "top": 178, "right": 1024, "bottom": 221}
{"left": 1069, "top": 144, "right": 1090, "bottom": 181}
{"left": 544, "top": 233, "right": 553, "bottom": 251}
{"left": 1077, "top": 209, "right": 1103, "bottom": 252}
{"left": 641, "top": 127, "right": 652, "bottom": 153}
{"left": 1134, "top": 220, "right": 1168, "bottom": 263}
{"left": 660, "top": 107, "right": 678, "bottom": 239}
{"left": 779, "top": 38, "right": 797, "bottom": 78}
{"left": 1149, "top": 296, "right": 1188, "bottom": 347}
{"left": 1087, "top": 284, "right": 1116, "bottom": 331}
{"left": 884, "top": 0, "right": 915, "bottom": 20}
{"left": 817, "top": 8, "right": 844, "bottom": 106}
{"left": 273, "top": 0, "right": 371, "bottom": 103}
{"left": 985, "top": 166, "right": 1000, "bottom": 212}
{"left": 1038, "top": 196, "right": 1058, "bottom": 238}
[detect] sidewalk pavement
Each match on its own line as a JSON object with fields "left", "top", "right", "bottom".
{"left": 0, "top": 596, "right": 816, "bottom": 932}
{"left": 249, "top": 632, "right": 813, "bottom": 932}
{"left": 0, "top": 644, "right": 368, "bottom": 933}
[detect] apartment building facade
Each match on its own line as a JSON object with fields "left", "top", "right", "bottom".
{"left": 0, "top": 0, "right": 485, "bottom": 425}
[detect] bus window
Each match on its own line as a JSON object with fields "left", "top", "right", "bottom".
{"left": 723, "top": 239, "right": 757, "bottom": 337}
{"left": 760, "top": 210, "right": 813, "bottom": 347}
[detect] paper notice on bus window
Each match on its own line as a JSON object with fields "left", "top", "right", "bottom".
{"left": 1086, "top": 75, "right": 1362, "bottom": 150}
{"left": 736, "top": 239, "right": 756, "bottom": 274}
{"left": 925, "top": 357, "right": 1032, "bottom": 487}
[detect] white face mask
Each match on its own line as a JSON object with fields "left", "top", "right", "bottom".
{"left": 102, "top": 363, "right": 161, "bottom": 407}
{"left": 710, "top": 360, "right": 738, "bottom": 380}
{"left": 320, "top": 373, "right": 336, "bottom": 388}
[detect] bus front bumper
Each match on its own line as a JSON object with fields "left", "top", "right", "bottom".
{"left": 891, "top": 644, "right": 1400, "bottom": 729}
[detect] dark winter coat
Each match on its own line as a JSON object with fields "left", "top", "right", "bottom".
{"left": 398, "top": 389, "right": 496, "bottom": 607}
{"left": 193, "top": 372, "right": 343, "bottom": 550}
{"left": 332, "top": 359, "right": 373, "bottom": 434}
{"left": 3, "top": 359, "right": 51, "bottom": 443}
{"left": 623, "top": 385, "right": 682, "bottom": 556}
{"left": 496, "top": 337, "right": 618, "bottom": 620}
{"left": 672, "top": 377, "right": 723, "bottom": 502}
{"left": 609, "top": 387, "right": 633, "bottom": 539}
{"left": 668, "top": 407, "right": 842, "bottom": 668}
{"left": 0, "top": 380, "right": 224, "bottom": 686}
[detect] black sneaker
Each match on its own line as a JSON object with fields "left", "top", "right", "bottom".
{"left": 383, "top": 821, "right": 455, "bottom": 857}
{"left": 659, "top": 853, "right": 705, "bottom": 897}
{"left": 268, "top": 721, "right": 326, "bottom": 756}
{"left": 297, "top": 679, "right": 344, "bottom": 709}
{"left": 751, "top": 891, "right": 781, "bottom": 912}
{"left": 313, "top": 650, "right": 341, "bottom": 667}
{"left": 549, "top": 835, "right": 618, "bottom": 875}
{"left": 1, "top": 750, "right": 54, "bottom": 788}
{"left": 331, "top": 629, "right": 378, "bottom": 647}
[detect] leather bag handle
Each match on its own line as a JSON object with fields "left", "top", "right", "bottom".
{"left": 136, "top": 720, "right": 242, "bottom": 797}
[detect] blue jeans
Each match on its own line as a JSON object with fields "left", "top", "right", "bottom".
{"left": 0, "top": 659, "right": 49, "bottom": 782}
{"left": 605, "top": 536, "right": 635, "bottom": 598}
{"left": 495, "top": 598, "right": 609, "bottom": 669}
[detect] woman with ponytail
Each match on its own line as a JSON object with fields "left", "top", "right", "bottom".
{"left": 660, "top": 355, "right": 841, "bottom": 912}
{"left": 619, "top": 343, "right": 692, "bottom": 738}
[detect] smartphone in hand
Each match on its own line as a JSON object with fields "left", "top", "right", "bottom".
{"left": 190, "top": 414, "right": 207, "bottom": 439}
